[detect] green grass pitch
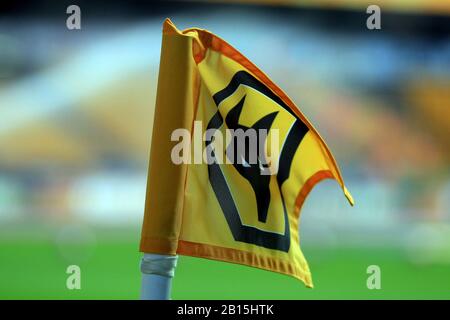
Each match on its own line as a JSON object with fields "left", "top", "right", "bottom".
{"left": 0, "top": 229, "right": 449, "bottom": 299}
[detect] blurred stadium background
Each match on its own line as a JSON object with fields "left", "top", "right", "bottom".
{"left": 0, "top": 0, "right": 449, "bottom": 299}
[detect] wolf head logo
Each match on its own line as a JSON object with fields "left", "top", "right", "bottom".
{"left": 225, "top": 95, "right": 278, "bottom": 223}
{"left": 206, "top": 70, "right": 308, "bottom": 251}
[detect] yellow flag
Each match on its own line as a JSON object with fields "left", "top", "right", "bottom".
{"left": 140, "top": 19, "right": 354, "bottom": 287}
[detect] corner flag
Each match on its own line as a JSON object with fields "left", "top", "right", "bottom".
{"left": 140, "top": 18, "right": 354, "bottom": 287}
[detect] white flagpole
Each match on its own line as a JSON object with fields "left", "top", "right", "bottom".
{"left": 140, "top": 253, "right": 178, "bottom": 300}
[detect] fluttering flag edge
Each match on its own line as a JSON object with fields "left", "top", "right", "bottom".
{"left": 177, "top": 240, "right": 313, "bottom": 287}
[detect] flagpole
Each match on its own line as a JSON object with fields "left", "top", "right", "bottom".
{"left": 140, "top": 253, "right": 178, "bottom": 300}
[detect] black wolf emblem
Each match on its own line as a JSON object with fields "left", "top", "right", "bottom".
{"left": 206, "top": 70, "right": 309, "bottom": 252}
{"left": 225, "top": 95, "right": 278, "bottom": 223}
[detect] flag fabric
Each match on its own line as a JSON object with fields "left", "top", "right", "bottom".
{"left": 140, "top": 18, "right": 354, "bottom": 287}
